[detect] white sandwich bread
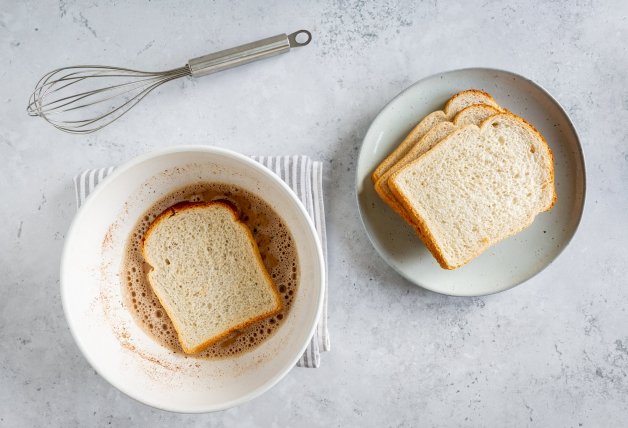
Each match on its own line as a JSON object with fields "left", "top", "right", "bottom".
{"left": 388, "top": 112, "right": 556, "bottom": 269}
{"left": 142, "top": 201, "right": 282, "bottom": 354}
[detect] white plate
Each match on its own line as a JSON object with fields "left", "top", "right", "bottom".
{"left": 356, "top": 68, "right": 586, "bottom": 296}
{"left": 61, "top": 146, "right": 325, "bottom": 412}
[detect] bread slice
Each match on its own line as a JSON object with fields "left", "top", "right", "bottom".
{"left": 389, "top": 112, "right": 556, "bottom": 270}
{"left": 371, "top": 89, "right": 500, "bottom": 184}
{"left": 142, "top": 201, "right": 282, "bottom": 354}
{"left": 375, "top": 104, "right": 502, "bottom": 224}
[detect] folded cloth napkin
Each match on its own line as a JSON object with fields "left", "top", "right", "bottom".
{"left": 73, "top": 155, "right": 329, "bottom": 368}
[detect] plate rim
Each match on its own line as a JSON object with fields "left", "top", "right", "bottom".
{"left": 355, "top": 67, "right": 587, "bottom": 297}
{"left": 60, "top": 145, "right": 326, "bottom": 413}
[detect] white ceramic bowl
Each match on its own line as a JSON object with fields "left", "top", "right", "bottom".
{"left": 61, "top": 146, "right": 325, "bottom": 412}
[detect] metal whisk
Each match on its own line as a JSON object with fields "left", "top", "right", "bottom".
{"left": 27, "top": 30, "right": 312, "bottom": 134}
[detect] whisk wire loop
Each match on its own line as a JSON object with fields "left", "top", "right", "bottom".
{"left": 27, "top": 65, "right": 191, "bottom": 134}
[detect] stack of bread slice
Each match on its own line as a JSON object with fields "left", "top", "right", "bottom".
{"left": 372, "top": 90, "right": 556, "bottom": 270}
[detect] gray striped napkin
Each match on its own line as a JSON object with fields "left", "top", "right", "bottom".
{"left": 74, "top": 155, "right": 329, "bottom": 368}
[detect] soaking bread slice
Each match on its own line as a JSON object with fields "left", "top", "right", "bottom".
{"left": 142, "top": 201, "right": 282, "bottom": 354}
{"left": 389, "top": 112, "right": 556, "bottom": 270}
{"left": 371, "top": 89, "right": 500, "bottom": 184}
{"left": 376, "top": 104, "right": 502, "bottom": 225}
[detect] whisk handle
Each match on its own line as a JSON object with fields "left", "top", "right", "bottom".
{"left": 188, "top": 30, "right": 311, "bottom": 78}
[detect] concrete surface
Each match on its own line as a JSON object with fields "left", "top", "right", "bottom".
{"left": 1, "top": 0, "right": 627, "bottom": 426}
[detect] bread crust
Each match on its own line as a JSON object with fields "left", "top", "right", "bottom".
{"left": 142, "top": 200, "right": 283, "bottom": 354}
{"left": 388, "top": 111, "right": 556, "bottom": 270}
{"left": 443, "top": 89, "right": 498, "bottom": 112}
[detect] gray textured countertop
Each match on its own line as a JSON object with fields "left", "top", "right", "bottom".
{"left": 1, "top": 1, "right": 627, "bottom": 426}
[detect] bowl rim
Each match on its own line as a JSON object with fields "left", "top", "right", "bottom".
{"left": 355, "top": 67, "right": 587, "bottom": 297}
{"left": 60, "top": 145, "right": 326, "bottom": 413}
